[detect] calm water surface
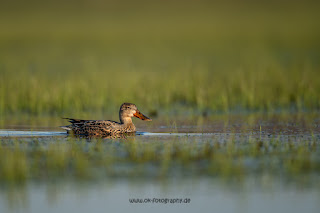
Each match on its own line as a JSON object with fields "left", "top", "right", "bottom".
{"left": 0, "top": 113, "right": 319, "bottom": 213}
{"left": 1, "top": 179, "right": 320, "bottom": 213}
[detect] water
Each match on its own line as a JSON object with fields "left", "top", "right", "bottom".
{"left": 0, "top": 113, "right": 319, "bottom": 213}
{"left": 1, "top": 179, "right": 319, "bottom": 213}
{"left": 0, "top": 130, "right": 66, "bottom": 137}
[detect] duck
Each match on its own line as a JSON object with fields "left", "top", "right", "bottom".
{"left": 61, "top": 103, "right": 152, "bottom": 137}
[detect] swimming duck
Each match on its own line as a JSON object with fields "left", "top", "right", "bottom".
{"left": 61, "top": 103, "right": 152, "bottom": 137}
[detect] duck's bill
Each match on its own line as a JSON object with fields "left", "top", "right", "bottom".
{"left": 134, "top": 110, "right": 152, "bottom": 121}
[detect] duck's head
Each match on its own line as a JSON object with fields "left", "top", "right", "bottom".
{"left": 120, "top": 103, "right": 152, "bottom": 122}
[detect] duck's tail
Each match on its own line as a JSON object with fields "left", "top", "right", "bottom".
{"left": 60, "top": 125, "right": 72, "bottom": 131}
{"left": 61, "top": 117, "right": 77, "bottom": 131}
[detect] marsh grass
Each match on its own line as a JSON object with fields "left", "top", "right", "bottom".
{"left": 0, "top": 134, "right": 319, "bottom": 185}
{"left": 0, "top": 1, "right": 320, "bottom": 118}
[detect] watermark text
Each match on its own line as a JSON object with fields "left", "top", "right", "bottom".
{"left": 129, "top": 198, "right": 191, "bottom": 204}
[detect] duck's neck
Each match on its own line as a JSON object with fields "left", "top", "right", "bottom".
{"left": 120, "top": 116, "right": 133, "bottom": 125}
{"left": 119, "top": 111, "right": 133, "bottom": 124}
{"left": 120, "top": 116, "right": 136, "bottom": 132}
{"left": 119, "top": 113, "right": 136, "bottom": 132}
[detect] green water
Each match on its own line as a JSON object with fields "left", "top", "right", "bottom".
{"left": 0, "top": 113, "right": 319, "bottom": 213}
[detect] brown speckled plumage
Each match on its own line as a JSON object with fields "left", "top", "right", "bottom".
{"left": 61, "top": 103, "right": 151, "bottom": 137}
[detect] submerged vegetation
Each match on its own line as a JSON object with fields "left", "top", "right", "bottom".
{"left": 0, "top": 1, "right": 320, "bottom": 118}
{"left": 0, "top": 133, "right": 319, "bottom": 185}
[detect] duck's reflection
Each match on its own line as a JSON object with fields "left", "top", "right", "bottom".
{"left": 67, "top": 132, "right": 137, "bottom": 140}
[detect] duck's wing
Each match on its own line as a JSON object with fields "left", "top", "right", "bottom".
{"left": 61, "top": 118, "right": 122, "bottom": 136}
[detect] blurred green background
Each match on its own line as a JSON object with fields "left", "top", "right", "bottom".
{"left": 1, "top": 0, "right": 320, "bottom": 118}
